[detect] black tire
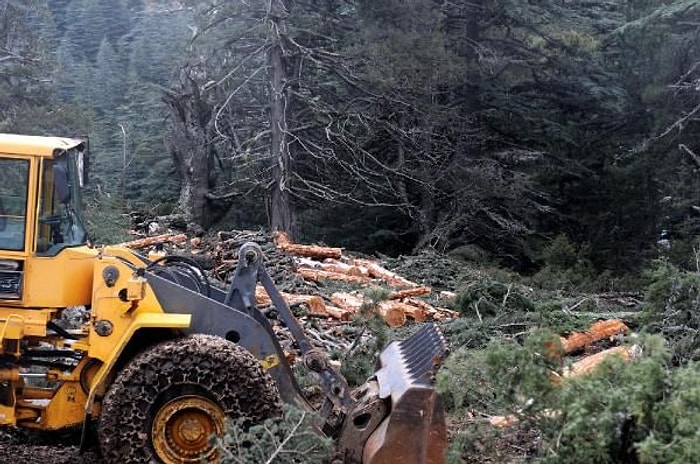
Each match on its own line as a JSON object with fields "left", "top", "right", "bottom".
{"left": 98, "top": 334, "right": 281, "bottom": 463}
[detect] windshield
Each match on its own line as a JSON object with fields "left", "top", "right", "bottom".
{"left": 0, "top": 158, "right": 29, "bottom": 251}
{"left": 37, "top": 149, "right": 88, "bottom": 254}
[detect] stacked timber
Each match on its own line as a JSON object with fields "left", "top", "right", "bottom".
{"left": 267, "top": 232, "right": 458, "bottom": 327}
{"left": 121, "top": 230, "right": 460, "bottom": 328}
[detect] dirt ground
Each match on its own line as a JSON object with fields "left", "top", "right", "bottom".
{"left": 0, "top": 429, "right": 100, "bottom": 463}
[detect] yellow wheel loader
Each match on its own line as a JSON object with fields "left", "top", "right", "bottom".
{"left": 0, "top": 133, "right": 449, "bottom": 463}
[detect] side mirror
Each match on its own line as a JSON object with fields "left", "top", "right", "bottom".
{"left": 54, "top": 164, "right": 70, "bottom": 204}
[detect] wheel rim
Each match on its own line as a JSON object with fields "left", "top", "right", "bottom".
{"left": 151, "top": 395, "right": 226, "bottom": 463}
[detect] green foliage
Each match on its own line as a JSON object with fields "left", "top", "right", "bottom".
{"left": 340, "top": 291, "right": 391, "bottom": 387}
{"left": 530, "top": 235, "right": 598, "bottom": 291}
{"left": 83, "top": 195, "right": 131, "bottom": 245}
{"left": 438, "top": 330, "right": 561, "bottom": 417}
{"left": 635, "top": 363, "right": 700, "bottom": 463}
{"left": 217, "top": 404, "right": 332, "bottom": 464}
{"left": 535, "top": 301, "right": 594, "bottom": 334}
{"left": 641, "top": 259, "right": 700, "bottom": 363}
{"left": 440, "top": 331, "right": 687, "bottom": 463}
{"left": 456, "top": 280, "right": 535, "bottom": 318}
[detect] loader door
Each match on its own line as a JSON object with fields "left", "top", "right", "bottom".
{"left": 0, "top": 157, "right": 29, "bottom": 252}
{"left": 37, "top": 152, "right": 87, "bottom": 254}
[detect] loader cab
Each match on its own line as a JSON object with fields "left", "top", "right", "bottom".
{"left": 0, "top": 134, "right": 91, "bottom": 304}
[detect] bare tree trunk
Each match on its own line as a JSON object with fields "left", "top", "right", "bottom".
{"left": 163, "top": 75, "right": 216, "bottom": 229}
{"left": 267, "top": 0, "right": 297, "bottom": 239}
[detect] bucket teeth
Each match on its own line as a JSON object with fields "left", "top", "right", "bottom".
{"left": 395, "top": 323, "right": 448, "bottom": 383}
{"left": 375, "top": 324, "right": 448, "bottom": 399}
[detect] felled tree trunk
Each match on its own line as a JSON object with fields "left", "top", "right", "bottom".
{"left": 560, "top": 320, "right": 629, "bottom": 354}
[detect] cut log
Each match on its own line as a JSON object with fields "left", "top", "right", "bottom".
{"left": 331, "top": 292, "right": 406, "bottom": 326}
{"left": 288, "top": 295, "right": 327, "bottom": 315}
{"left": 561, "top": 319, "right": 629, "bottom": 354}
{"left": 563, "top": 345, "right": 637, "bottom": 378}
{"left": 254, "top": 286, "right": 329, "bottom": 318}
{"left": 330, "top": 292, "right": 365, "bottom": 313}
{"left": 273, "top": 231, "right": 342, "bottom": 260}
{"left": 295, "top": 257, "right": 370, "bottom": 277}
{"left": 384, "top": 300, "right": 427, "bottom": 322}
{"left": 279, "top": 243, "right": 343, "bottom": 260}
{"left": 352, "top": 259, "right": 419, "bottom": 288}
{"left": 403, "top": 297, "right": 460, "bottom": 320}
{"left": 438, "top": 290, "right": 458, "bottom": 301}
{"left": 298, "top": 268, "right": 373, "bottom": 284}
{"left": 389, "top": 286, "right": 431, "bottom": 300}
{"left": 118, "top": 233, "right": 188, "bottom": 249}
{"left": 323, "top": 305, "right": 354, "bottom": 321}
{"left": 377, "top": 302, "right": 407, "bottom": 327}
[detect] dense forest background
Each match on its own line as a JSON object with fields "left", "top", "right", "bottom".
{"left": 3, "top": 0, "right": 700, "bottom": 275}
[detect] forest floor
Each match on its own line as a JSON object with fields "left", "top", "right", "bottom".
{"left": 0, "top": 227, "right": 647, "bottom": 463}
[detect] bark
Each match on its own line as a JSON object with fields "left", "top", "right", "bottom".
{"left": 163, "top": 75, "right": 217, "bottom": 228}
{"left": 267, "top": 1, "right": 298, "bottom": 239}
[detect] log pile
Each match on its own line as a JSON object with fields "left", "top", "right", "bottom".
{"left": 268, "top": 233, "right": 458, "bottom": 327}
{"left": 129, "top": 230, "right": 459, "bottom": 329}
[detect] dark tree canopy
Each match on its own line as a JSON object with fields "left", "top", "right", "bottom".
{"left": 8, "top": 0, "right": 700, "bottom": 271}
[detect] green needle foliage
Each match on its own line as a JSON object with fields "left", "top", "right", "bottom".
{"left": 217, "top": 405, "right": 332, "bottom": 464}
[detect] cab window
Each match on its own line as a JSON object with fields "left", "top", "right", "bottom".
{"left": 37, "top": 153, "right": 87, "bottom": 254}
{"left": 0, "top": 158, "right": 29, "bottom": 251}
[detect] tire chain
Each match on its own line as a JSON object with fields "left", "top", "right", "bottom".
{"left": 98, "top": 334, "right": 282, "bottom": 463}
